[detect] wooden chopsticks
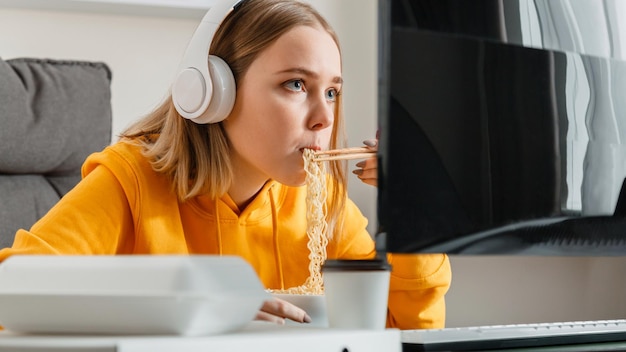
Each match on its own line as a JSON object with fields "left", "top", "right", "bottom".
{"left": 313, "top": 147, "right": 376, "bottom": 162}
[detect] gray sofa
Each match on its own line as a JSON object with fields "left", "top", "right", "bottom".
{"left": 0, "top": 58, "right": 113, "bottom": 248}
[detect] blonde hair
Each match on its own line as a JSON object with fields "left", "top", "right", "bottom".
{"left": 121, "top": 0, "right": 347, "bottom": 239}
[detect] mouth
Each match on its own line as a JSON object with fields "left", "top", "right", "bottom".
{"left": 299, "top": 145, "right": 321, "bottom": 153}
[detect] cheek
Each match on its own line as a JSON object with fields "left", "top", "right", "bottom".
{"left": 253, "top": 96, "right": 305, "bottom": 133}
{"left": 230, "top": 89, "right": 270, "bottom": 128}
{"left": 229, "top": 94, "right": 296, "bottom": 148}
{"left": 239, "top": 86, "right": 283, "bottom": 119}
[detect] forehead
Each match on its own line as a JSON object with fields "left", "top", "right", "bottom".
{"left": 251, "top": 25, "right": 342, "bottom": 78}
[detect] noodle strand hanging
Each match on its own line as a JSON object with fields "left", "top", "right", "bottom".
{"left": 269, "top": 148, "right": 329, "bottom": 295}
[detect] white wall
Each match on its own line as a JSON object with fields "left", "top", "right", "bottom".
{"left": 0, "top": 7, "right": 196, "bottom": 136}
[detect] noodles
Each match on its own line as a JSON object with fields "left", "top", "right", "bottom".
{"left": 269, "top": 148, "right": 329, "bottom": 295}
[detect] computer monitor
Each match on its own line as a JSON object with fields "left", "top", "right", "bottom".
{"left": 376, "top": 0, "right": 626, "bottom": 255}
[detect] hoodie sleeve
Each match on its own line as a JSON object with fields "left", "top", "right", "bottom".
{"left": 386, "top": 253, "right": 451, "bottom": 329}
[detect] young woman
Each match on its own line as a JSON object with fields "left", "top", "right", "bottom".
{"left": 0, "top": 0, "right": 451, "bottom": 329}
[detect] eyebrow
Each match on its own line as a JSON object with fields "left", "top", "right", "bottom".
{"left": 277, "top": 67, "right": 343, "bottom": 84}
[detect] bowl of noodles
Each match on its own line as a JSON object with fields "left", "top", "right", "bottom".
{"left": 272, "top": 293, "right": 328, "bottom": 327}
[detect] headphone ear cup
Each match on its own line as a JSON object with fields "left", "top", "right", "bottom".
{"left": 192, "top": 55, "right": 236, "bottom": 124}
{"left": 172, "top": 0, "right": 241, "bottom": 124}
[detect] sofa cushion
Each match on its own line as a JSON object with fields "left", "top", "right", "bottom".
{"left": 0, "top": 58, "right": 112, "bottom": 247}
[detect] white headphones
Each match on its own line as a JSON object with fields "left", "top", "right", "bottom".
{"left": 172, "top": 0, "right": 244, "bottom": 124}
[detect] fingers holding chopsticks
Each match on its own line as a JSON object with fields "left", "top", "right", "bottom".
{"left": 353, "top": 138, "right": 378, "bottom": 187}
{"left": 310, "top": 136, "right": 378, "bottom": 186}
{"left": 362, "top": 138, "right": 378, "bottom": 149}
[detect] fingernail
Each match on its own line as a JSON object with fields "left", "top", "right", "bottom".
{"left": 353, "top": 169, "right": 363, "bottom": 176}
{"left": 355, "top": 161, "right": 365, "bottom": 168}
{"left": 363, "top": 139, "right": 377, "bottom": 147}
{"left": 303, "top": 314, "right": 312, "bottom": 324}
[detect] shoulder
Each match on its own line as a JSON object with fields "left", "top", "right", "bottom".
{"left": 81, "top": 140, "right": 170, "bottom": 192}
{"left": 82, "top": 141, "right": 148, "bottom": 173}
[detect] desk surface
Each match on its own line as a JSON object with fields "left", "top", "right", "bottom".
{"left": 4, "top": 323, "right": 626, "bottom": 352}
{"left": 0, "top": 322, "right": 401, "bottom": 352}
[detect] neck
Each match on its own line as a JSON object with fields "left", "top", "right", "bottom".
{"left": 228, "top": 156, "right": 270, "bottom": 210}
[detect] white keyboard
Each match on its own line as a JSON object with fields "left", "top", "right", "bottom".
{"left": 402, "top": 319, "right": 626, "bottom": 351}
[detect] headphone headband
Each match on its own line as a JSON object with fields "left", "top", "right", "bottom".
{"left": 172, "top": 0, "right": 243, "bottom": 124}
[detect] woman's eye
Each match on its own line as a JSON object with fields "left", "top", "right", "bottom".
{"left": 284, "top": 79, "right": 304, "bottom": 92}
{"left": 326, "top": 88, "right": 338, "bottom": 102}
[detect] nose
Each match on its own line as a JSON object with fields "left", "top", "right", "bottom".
{"left": 307, "top": 93, "right": 334, "bottom": 131}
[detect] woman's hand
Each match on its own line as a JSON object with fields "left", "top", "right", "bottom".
{"left": 353, "top": 138, "right": 378, "bottom": 187}
{"left": 255, "top": 297, "right": 312, "bottom": 325}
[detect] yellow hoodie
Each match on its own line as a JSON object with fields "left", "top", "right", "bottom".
{"left": 0, "top": 141, "right": 451, "bottom": 329}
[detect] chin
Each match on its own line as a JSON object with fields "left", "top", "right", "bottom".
{"left": 283, "top": 179, "right": 306, "bottom": 187}
{"left": 276, "top": 173, "right": 306, "bottom": 187}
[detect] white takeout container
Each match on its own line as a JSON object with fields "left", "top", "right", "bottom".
{"left": 0, "top": 255, "right": 270, "bottom": 335}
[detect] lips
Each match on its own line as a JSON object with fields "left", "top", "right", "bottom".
{"left": 300, "top": 145, "right": 321, "bottom": 153}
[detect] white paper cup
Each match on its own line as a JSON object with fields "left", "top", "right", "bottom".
{"left": 322, "top": 258, "right": 391, "bottom": 330}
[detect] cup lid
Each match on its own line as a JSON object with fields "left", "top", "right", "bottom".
{"left": 322, "top": 258, "right": 391, "bottom": 272}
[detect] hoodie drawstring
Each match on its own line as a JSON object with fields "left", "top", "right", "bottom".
{"left": 269, "top": 187, "right": 286, "bottom": 290}
{"left": 215, "top": 198, "right": 223, "bottom": 255}
{"left": 214, "top": 186, "right": 285, "bottom": 289}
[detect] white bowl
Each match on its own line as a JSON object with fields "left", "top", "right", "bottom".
{"left": 272, "top": 293, "right": 328, "bottom": 327}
